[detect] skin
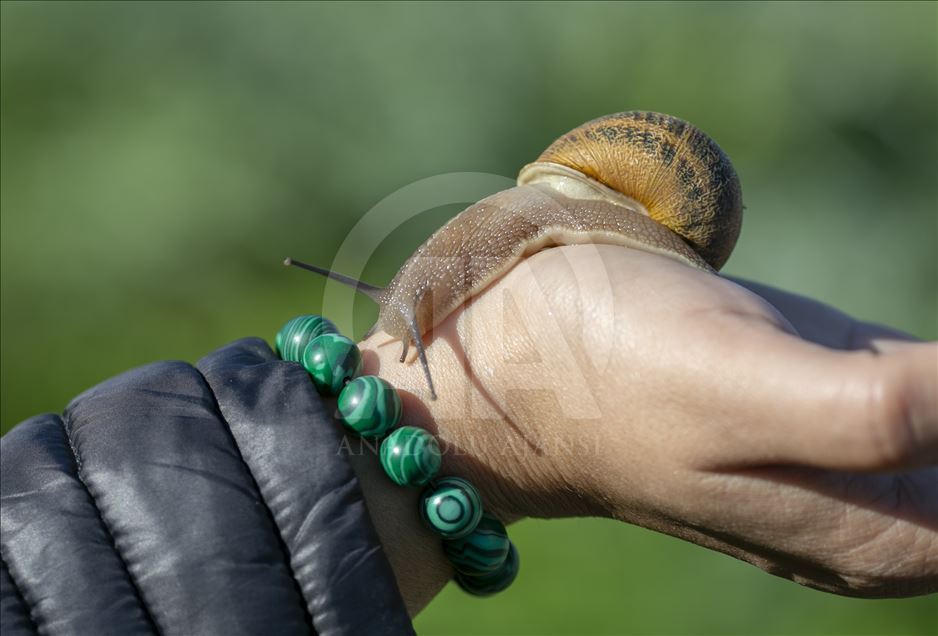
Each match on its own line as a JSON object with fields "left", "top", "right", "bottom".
{"left": 371, "top": 112, "right": 741, "bottom": 399}
{"left": 345, "top": 244, "right": 937, "bottom": 617}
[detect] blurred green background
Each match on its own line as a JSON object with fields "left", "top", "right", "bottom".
{"left": 2, "top": 2, "right": 935, "bottom": 634}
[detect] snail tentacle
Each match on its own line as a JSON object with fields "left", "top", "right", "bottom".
{"left": 406, "top": 296, "right": 437, "bottom": 401}
{"left": 284, "top": 257, "right": 385, "bottom": 301}
{"left": 399, "top": 339, "right": 410, "bottom": 363}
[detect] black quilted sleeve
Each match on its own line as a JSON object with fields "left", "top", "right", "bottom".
{"left": 0, "top": 337, "right": 414, "bottom": 636}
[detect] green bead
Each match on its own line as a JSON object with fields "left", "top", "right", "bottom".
{"left": 443, "top": 512, "right": 510, "bottom": 576}
{"left": 336, "top": 375, "right": 401, "bottom": 437}
{"left": 420, "top": 476, "right": 482, "bottom": 539}
{"left": 454, "top": 541, "right": 519, "bottom": 596}
{"left": 379, "top": 426, "right": 441, "bottom": 487}
{"left": 302, "top": 334, "right": 362, "bottom": 395}
{"left": 275, "top": 315, "right": 338, "bottom": 362}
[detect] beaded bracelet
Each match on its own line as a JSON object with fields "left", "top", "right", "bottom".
{"left": 274, "top": 314, "right": 519, "bottom": 596}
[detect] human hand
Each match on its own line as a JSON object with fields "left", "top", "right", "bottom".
{"left": 361, "top": 244, "right": 937, "bottom": 605}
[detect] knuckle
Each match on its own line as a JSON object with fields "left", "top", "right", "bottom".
{"left": 863, "top": 373, "right": 916, "bottom": 468}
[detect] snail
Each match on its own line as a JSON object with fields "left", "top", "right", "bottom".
{"left": 286, "top": 111, "right": 743, "bottom": 400}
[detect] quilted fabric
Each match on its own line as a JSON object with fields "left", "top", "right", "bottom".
{"left": 0, "top": 338, "right": 414, "bottom": 636}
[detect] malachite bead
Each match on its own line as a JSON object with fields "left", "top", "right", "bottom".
{"left": 301, "top": 334, "right": 362, "bottom": 395}
{"left": 443, "top": 512, "right": 510, "bottom": 576}
{"left": 336, "top": 375, "right": 402, "bottom": 437}
{"left": 379, "top": 426, "right": 441, "bottom": 487}
{"left": 420, "top": 476, "right": 483, "bottom": 539}
{"left": 454, "top": 541, "right": 519, "bottom": 597}
{"left": 275, "top": 315, "right": 338, "bottom": 362}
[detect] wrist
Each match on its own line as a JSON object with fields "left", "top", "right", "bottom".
{"left": 274, "top": 312, "right": 528, "bottom": 616}
{"left": 343, "top": 435, "right": 452, "bottom": 617}
{"left": 357, "top": 316, "right": 604, "bottom": 524}
{"left": 344, "top": 326, "right": 545, "bottom": 616}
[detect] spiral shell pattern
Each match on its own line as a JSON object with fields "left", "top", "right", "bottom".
{"left": 531, "top": 111, "right": 742, "bottom": 269}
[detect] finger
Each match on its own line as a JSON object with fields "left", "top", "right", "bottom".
{"left": 717, "top": 328, "right": 938, "bottom": 471}
{"left": 725, "top": 277, "right": 922, "bottom": 352}
{"left": 509, "top": 247, "right": 937, "bottom": 473}
{"left": 681, "top": 465, "right": 938, "bottom": 597}
{"left": 849, "top": 323, "right": 924, "bottom": 354}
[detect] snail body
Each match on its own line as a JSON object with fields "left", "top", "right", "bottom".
{"left": 288, "top": 111, "right": 743, "bottom": 399}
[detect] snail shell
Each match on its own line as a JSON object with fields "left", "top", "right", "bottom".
{"left": 520, "top": 111, "right": 742, "bottom": 270}
{"left": 291, "top": 111, "right": 743, "bottom": 399}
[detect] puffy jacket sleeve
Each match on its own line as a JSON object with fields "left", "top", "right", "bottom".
{"left": 0, "top": 337, "right": 414, "bottom": 636}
